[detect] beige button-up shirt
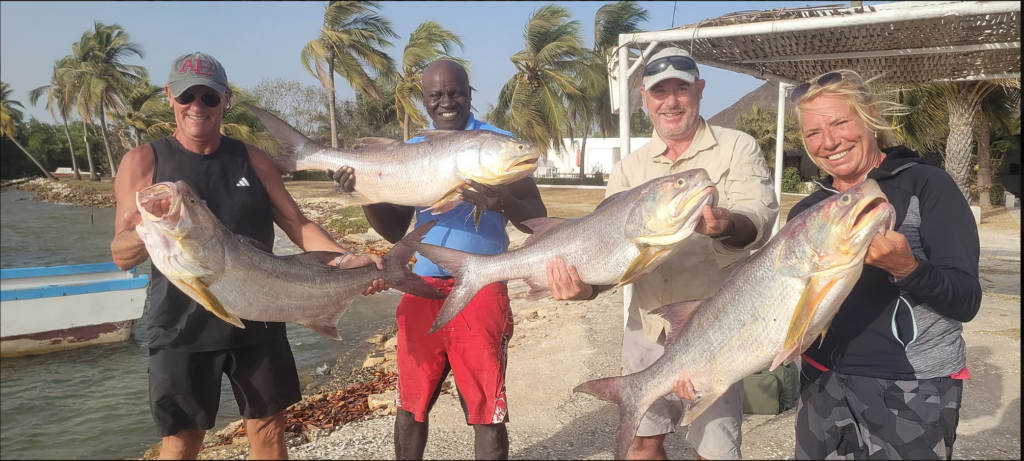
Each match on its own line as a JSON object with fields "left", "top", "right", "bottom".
{"left": 607, "top": 118, "right": 779, "bottom": 342}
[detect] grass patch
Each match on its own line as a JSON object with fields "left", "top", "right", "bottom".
{"left": 325, "top": 206, "right": 370, "bottom": 235}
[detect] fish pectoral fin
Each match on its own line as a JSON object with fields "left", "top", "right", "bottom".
{"left": 300, "top": 299, "right": 352, "bottom": 340}
{"left": 179, "top": 277, "right": 244, "bottom": 329}
{"left": 651, "top": 299, "right": 705, "bottom": 346}
{"left": 472, "top": 206, "right": 483, "bottom": 231}
{"left": 634, "top": 231, "right": 691, "bottom": 247}
{"left": 617, "top": 246, "right": 670, "bottom": 286}
{"left": 681, "top": 388, "right": 727, "bottom": 427}
{"left": 773, "top": 276, "right": 840, "bottom": 370}
{"left": 425, "top": 187, "right": 463, "bottom": 215}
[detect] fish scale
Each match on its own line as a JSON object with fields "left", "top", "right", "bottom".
{"left": 572, "top": 179, "right": 897, "bottom": 460}
{"left": 135, "top": 181, "right": 448, "bottom": 340}
{"left": 406, "top": 169, "right": 719, "bottom": 334}
{"left": 244, "top": 103, "right": 541, "bottom": 211}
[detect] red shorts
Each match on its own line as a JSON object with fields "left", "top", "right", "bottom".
{"left": 395, "top": 277, "right": 513, "bottom": 425}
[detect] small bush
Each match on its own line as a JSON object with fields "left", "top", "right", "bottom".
{"left": 292, "top": 171, "right": 331, "bottom": 181}
{"left": 990, "top": 181, "right": 1005, "bottom": 206}
{"left": 781, "top": 167, "right": 804, "bottom": 193}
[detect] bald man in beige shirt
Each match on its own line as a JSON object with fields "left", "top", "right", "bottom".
{"left": 546, "top": 47, "right": 778, "bottom": 460}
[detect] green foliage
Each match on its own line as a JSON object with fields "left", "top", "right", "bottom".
{"left": 737, "top": 103, "right": 802, "bottom": 167}
{"left": 990, "top": 180, "right": 1005, "bottom": 206}
{"left": 326, "top": 206, "right": 370, "bottom": 235}
{"left": 781, "top": 167, "right": 804, "bottom": 193}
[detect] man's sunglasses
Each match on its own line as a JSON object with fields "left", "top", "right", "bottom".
{"left": 174, "top": 92, "right": 223, "bottom": 108}
{"left": 643, "top": 55, "right": 698, "bottom": 77}
{"left": 790, "top": 72, "right": 844, "bottom": 103}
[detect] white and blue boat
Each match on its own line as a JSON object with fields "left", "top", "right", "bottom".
{"left": 1, "top": 263, "right": 149, "bottom": 358}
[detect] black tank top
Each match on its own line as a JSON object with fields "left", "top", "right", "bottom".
{"left": 146, "top": 135, "right": 285, "bottom": 351}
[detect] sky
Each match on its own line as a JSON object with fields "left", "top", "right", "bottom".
{"left": 2, "top": 1, "right": 869, "bottom": 125}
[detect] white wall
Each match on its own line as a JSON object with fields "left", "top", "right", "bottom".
{"left": 539, "top": 138, "right": 653, "bottom": 176}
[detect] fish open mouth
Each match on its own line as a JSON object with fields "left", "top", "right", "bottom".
{"left": 510, "top": 156, "right": 539, "bottom": 170}
{"left": 137, "top": 183, "right": 180, "bottom": 224}
{"left": 852, "top": 196, "right": 895, "bottom": 235}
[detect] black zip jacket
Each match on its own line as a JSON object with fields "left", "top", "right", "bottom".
{"left": 789, "top": 146, "right": 982, "bottom": 380}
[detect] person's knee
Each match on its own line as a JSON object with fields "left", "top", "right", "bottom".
{"left": 631, "top": 434, "right": 666, "bottom": 450}
{"left": 245, "top": 411, "right": 286, "bottom": 445}
{"left": 160, "top": 429, "right": 205, "bottom": 460}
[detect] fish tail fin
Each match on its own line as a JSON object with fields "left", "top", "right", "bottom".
{"left": 402, "top": 240, "right": 487, "bottom": 334}
{"left": 383, "top": 221, "right": 446, "bottom": 300}
{"left": 301, "top": 298, "right": 353, "bottom": 340}
{"left": 573, "top": 374, "right": 650, "bottom": 460}
{"left": 242, "top": 103, "right": 317, "bottom": 173}
{"left": 523, "top": 276, "right": 550, "bottom": 301}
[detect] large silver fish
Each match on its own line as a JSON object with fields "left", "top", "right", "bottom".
{"left": 134, "top": 180, "right": 445, "bottom": 340}
{"left": 243, "top": 103, "right": 541, "bottom": 227}
{"left": 405, "top": 169, "right": 718, "bottom": 334}
{"left": 574, "top": 179, "right": 896, "bottom": 460}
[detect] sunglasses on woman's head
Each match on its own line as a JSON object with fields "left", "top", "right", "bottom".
{"left": 174, "top": 91, "right": 222, "bottom": 108}
{"left": 790, "top": 72, "right": 844, "bottom": 104}
{"left": 643, "top": 55, "right": 698, "bottom": 77}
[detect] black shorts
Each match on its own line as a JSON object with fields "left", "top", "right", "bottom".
{"left": 147, "top": 336, "right": 302, "bottom": 437}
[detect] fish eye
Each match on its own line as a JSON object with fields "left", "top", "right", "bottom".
{"left": 840, "top": 194, "right": 851, "bottom": 204}
{"left": 517, "top": 144, "right": 524, "bottom": 151}
{"left": 676, "top": 179, "right": 686, "bottom": 187}
{"left": 188, "top": 197, "right": 197, "bottom": 206}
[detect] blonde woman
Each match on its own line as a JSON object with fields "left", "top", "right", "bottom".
{"left": 786, "top": 70, "right": 981, "bottom": 460}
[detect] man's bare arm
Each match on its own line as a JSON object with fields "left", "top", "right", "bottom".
{"left": 111, "top": 146, "right": 155, "bottom": 270}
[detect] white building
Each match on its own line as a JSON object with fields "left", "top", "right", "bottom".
{"left": 539, "top": 137, "right": 652, "bottom": 177}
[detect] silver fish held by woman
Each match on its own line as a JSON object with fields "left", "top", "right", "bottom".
{"left": 243, "top": 103, "right": 541, "bottom": 227}
{"left": 134, "top": 180, "right": 445, "bottom": 340}
{"left": 405, "top": 168, "right": 718, "bottom": 334}
{"left": 573, "top": 179, "right": 896, "bottom": 460}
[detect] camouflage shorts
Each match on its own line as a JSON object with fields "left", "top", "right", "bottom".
{"left": 795, "top": 365, "right": 963, "bottom": 460}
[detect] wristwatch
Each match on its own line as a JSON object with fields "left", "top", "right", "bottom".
{"left": 712, "top": 219, "right": 736, "bottom": 241}
{"left": 332, "top": 251, "right": 352, "bottom": 266}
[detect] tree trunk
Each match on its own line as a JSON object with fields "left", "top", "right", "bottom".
{"left": 134, "top": 127, "right": 141, "bottom": 148}
{"left": 98, "top": 100, "right": 118, "bottom": 179}
{"left": 61, "top": 115, "right": 81, "bottom": 180}
{"left": 404, "top": 111, "right": 411, "bottom": 142}
{"left": 8, "top": 136, "right": 56, "bottom": 180}
{"left": 579, "top": 132, "right": 589, "bottom": 180}
{"left": 328, "top": 52, "right": 338, "bottom": 148}
{"left": 944, "top": 92, "right": 979, "bottom": 204}
{"left": 83, "top": 123, "right": 99, "bottom": 182}
{"left": 976, "top": 111, "right": 993, "bottom": 210}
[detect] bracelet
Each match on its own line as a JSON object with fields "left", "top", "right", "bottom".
{"left": 332, "top": 251, "right": 351, "bottom": 265}
{"left": 585, "top": 284, "right": 600, "bottom": 300}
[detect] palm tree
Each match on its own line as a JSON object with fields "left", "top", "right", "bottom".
{"left": 115, "top": 78, "right": 172, "bottom": 147}
{"left": 493, "top": 4, "right": 592, "bottom": 156}
{"left": 394, "top": 21, "right": 467, "bottom": 141}
{"left": 29, "top": 58, "right": 82, "bottom": 179}
{"left": 1, "top": 82, "right": 56, "bottom": 180}
{"left": 736, "top": 103, "right": 802, "bottom": 169}
{"left": 892, "top": 82, "right": 1020, "bottom": 206}
{"left": 301, "top": 1, "right": 398, "bottom": 147}
{"left": 591, "top": 1, "right": 649, "bottom": 138}
{"left": 62, "top": 21, "right": 147, "bottom": 179}
{"left": 222, "top": 84, "right": 280, "bottom": 155}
